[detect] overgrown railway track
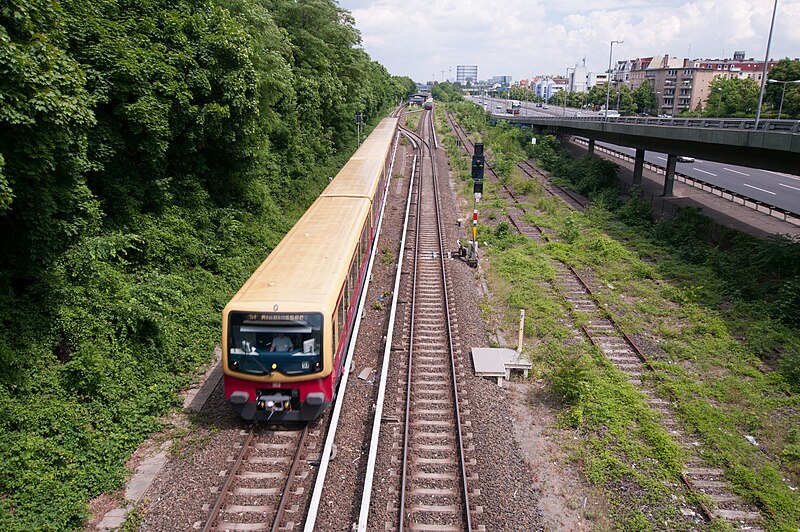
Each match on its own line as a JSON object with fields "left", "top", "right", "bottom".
{"left": 445, "top": 109, "right": 766, "bottom": 531}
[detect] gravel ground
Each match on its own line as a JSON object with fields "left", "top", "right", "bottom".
{"left": 89, "top": 112, "right": 597, "bottom": 531}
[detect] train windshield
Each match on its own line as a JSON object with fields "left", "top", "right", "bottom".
{"left": 227, "top": 312, "right": 323, "bottom": 377}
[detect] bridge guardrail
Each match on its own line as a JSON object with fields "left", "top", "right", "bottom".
{"left": 499, "top": 112, "right": 800, "bottom": 134}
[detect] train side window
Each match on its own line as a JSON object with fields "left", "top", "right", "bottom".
{"left": 343, "top": 279, "right": 350, "bottom": 314}
{"left": 337, "top": 295, "right": 345, "bottom": 338}
{"left": 349, "top": 255, "right": 358, "bottom": 294}
{"left": 360, "top": 221, "right": 369, "bottom": 255}
{"left": 380, "top": 162, "right": 387, "bottom": 196}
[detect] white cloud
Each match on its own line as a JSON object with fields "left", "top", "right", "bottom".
{"left": 338, "top": 0, "right": 800, "bottom": 82}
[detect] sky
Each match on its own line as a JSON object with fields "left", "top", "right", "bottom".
{"left": 336, "top": 0, "right": 800, "bottom": 83}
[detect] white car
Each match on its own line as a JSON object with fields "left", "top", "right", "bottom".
{"left": 676, "top": 156, "right": 695, "bottom": 163}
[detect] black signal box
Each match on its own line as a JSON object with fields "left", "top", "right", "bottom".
{"left": 472, "top": 143, "right": 484, "bottom": 194}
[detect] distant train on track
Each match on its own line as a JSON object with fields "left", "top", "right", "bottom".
{"left": 424, "top": 96, "right": 433, "bottom": 110}
{"left": 222, "top": 118, "right": 399, "bottom": 421}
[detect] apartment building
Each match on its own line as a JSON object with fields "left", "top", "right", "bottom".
{"left": 628, "top": 55, "right": 716, "bottom": 115}
{"left": 624, "top": 51, "right": 785, "bottom": 115}
{"left": 691, "top": 51, "right": 779, "bottom": 82}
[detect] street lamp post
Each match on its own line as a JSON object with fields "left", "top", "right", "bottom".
{"left": 755, "top": 0, "right": 778, "bottom": 128}
{"left": 652, "top": 89, "right": 661, "bottom": 115}
{"left": 605, "top": 40, "right": 623, "bottom": 121}
{"left": 564, "top": 67, "right": 574, "bottom": 116}
{"left": 767, "top": 79, "right": 800, "bottom": 119}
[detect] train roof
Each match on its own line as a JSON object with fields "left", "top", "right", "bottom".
{"left": 223, "top": 117, "right": 398, "bottom": 317}
{"left": 225, "top": 196, "right": 371, "bottom": 314}
{"left": 322, "top": 158, "right": 384, "bottom": 198}
{"left": 322, "top": 117, "right": 397, "bottom": 199}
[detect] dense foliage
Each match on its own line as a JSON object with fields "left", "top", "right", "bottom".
{"left": 0, "top": 0, "right": 413, "bottom": 528}
{"left": 431, "top": 81, "right": 464, "bottom": 103}
{"left": 765, "top": 59, "right": 800, "bottom": 119}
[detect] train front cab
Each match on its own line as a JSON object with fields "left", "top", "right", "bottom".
{"left": 222, "top": 202, "right": 376, "bottom": 422}
{"left": 224, "top": 311, "right": 331, "bottom": 421}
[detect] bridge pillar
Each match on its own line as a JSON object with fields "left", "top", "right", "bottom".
{"left": 663, "top": 154, "right": 677, "bottom": 197}
{"left": 588, "top": 138, "right": 596, "bottom": 154}
{"left": 633, "top": 149, "right": 645, "bottom": 186}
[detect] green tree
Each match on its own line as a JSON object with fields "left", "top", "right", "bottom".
{"left": 616, "top": 84, "right": 636, "bottom": 115}
{"left": 585, "top": 83, "right": 609, "bottom": 110}
{"left": 0, "top": 0, "right": 99, "bottom": 272}
{"left": 632, "top": 80, "right": 657, "bottom": 114}
{"left": 509, "top": 85, "right": 533, "bottom": 102}
{"left": 766, "top": 59, "right": 800, "bottom": 119}
{"left": 704, "top": 77, "right": 759, "bottom": 118}
{"left": 431, "top": 81, "right": 464, "bottom": 102}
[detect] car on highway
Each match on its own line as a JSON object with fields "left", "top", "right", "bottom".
{"left": 676, "top": 156, "right": 695, "bottom": 163}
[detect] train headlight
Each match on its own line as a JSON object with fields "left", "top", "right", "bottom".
{"left": 272, "top": 363, "right": 277, "bottom": 370}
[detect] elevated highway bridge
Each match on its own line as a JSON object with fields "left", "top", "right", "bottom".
{"left": 492, "top": 111, "right": 800, "bottom": 205}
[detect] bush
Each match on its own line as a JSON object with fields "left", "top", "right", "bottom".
{"left": 550, "top": 350, "right": 592, "bottom": 406}
{"left": 615, "top": 186, "right": 653, "bottom": 228}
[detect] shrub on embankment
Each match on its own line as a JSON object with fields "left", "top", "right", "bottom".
{"left": 0, "top": 0, "right": 415, "bottom": 528}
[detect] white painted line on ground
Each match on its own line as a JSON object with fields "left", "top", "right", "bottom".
{"left": 764, "top": 170, "right": 796, "bottom": 178}
{"left": 657, "top": 156, "right": 667, "bottom": 161}
{"left": 694, "top": 168, "right": 717, "bottom": 176}
{"left": 779, "top": 183, "right": 800, "bottom": 192}
{"left": 723, "top": 168, "right": 750, "bottom": 176}
{"left": 743, "top": 183, "right": 776, "bottom": 195}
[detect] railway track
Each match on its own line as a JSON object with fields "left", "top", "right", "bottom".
{"left": 202, "top": 423, "right": 320, "bottom": 532}
{"left": 363, "top": 109, "right": 478, "bottom": 531}
{"left": 444, "top": 110, "right": 766, "bottom": 530}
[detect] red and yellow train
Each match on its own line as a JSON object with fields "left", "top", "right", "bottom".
{"left": 221, "top": 118, "right": 399, "bottom": 421}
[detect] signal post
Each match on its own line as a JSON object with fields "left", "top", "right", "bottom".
{"left": 457, "top": 143, "right": 483, "bottom": 267}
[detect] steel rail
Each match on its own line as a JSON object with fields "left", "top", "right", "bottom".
{"left": 397, "top": 112, "right": 472, "bottom": 530}
{"left": 356, "top": 132, "right": 419, "bottom": 532}
{"left": 201, "top": 426, "right": 256, "bottom": 532}
{"left": 427, "top": 109, "right": 473, "bottom": 532}
{"left": 397, "top": 124, "right": 425, "bottom": 531}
